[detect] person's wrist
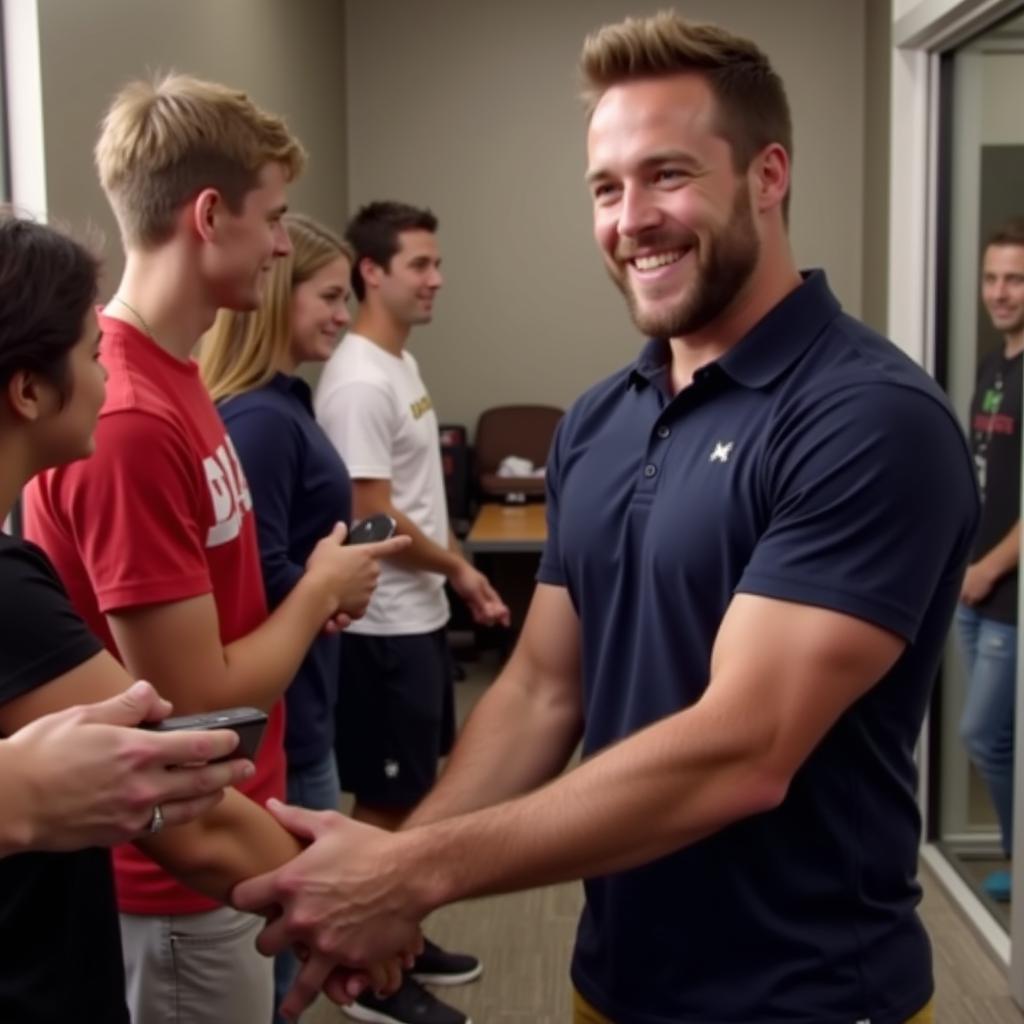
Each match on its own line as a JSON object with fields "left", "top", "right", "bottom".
{"left": 299, "top": 566, "right": 342, "bottom": 621}
{"left": 444, "top": 552, "right": 469, "bottom": 584}
{"left": 392, "top": 826, "right": 456, "bottom": 916}
{"left": 0, "top": 743, "right": 39, "bottom": 853}
{"left": 977, "top": 559, "right": 1000, "bottom": 586}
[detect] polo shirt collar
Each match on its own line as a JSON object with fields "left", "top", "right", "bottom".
{"left": 718, "top": 270, "right": 840, "bottom": 388}
{"left": 629, "top": 339, "right": 672, "bottom": 392}
{"left": 627, "top": 270, "right": 840, "bottom": 393}
{"left": 268, "top": 371, "right": 314, "bottom": 413}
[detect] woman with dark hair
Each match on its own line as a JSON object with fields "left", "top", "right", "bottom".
{"left": 0, "top": 211, "right": 254, "bottom": 1021}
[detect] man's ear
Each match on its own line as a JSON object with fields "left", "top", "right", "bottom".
{"left": 750, "top": 142, "right": 790, "bottom": 215}
{"left": 358, "top": 256, "right": 385, "bottom": 292}
{"left": 6, "top": 369, "right": 49, "bottom": 423}
{"left": 192, "top": 188, "right": 223, "bottom": 243}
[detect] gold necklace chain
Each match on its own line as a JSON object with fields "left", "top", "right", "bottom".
{"left": 110, "top": 295, "right": 157, "bottom": 340}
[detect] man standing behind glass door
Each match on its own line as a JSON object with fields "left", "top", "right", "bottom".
{"left": 959, "top": 217, "right": 1024, "bottom": 904}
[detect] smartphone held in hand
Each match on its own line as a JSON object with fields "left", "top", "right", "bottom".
{"left": 346, "top": 514, "right": 397, "bottom": 545}
{"left": 141, "top": 706, "right": 268, "bottom": 762}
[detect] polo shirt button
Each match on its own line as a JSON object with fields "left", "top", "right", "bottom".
{"left": 644, "top": 463, "right": 657, "bottom": 478}
{"left": 656, "top": 425, "right": 670, "bottom": 439}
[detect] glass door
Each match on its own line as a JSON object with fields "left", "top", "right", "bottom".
{"left": 932, "top": 2, "right": 1024, "bottom": 955}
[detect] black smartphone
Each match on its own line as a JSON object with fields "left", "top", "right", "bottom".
{"left": 141, "top": 707, "right": 268, "bottom": 763}
{"left": 346, "top": 513, "right": 397, "bottom": 545}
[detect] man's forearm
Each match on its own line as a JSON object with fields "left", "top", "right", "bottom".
{"left": 137, "top": 789, "right": 303, "bottom": 904}
{"left": 405, "top": 665, "right": 583, "bottom": 828}
{"left": 381, "top": 506, "right": 462, "bottom": 577}
{"left": 978, "top": 520, "right": 1021, "bottom": 580}
{"left": 398, "top": 704, "right": 782, "bottom": 914}
{"left": 352, "top": 480, "right": 464, "bottom": 577}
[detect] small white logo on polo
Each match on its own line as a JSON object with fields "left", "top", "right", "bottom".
{"left": 384, "top": 759, "right": 400, "bottom": 779}
{"left": 709, "top": 441, "right": 734, "bottom": 463}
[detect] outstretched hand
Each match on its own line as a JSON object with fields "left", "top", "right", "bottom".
{"left": 232, "top": 801, "right": 425, "bottom": 995}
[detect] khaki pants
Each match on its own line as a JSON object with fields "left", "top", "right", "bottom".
{"left": 573, "top": 989, "right": 935, "bottom": 1024}
{"left": 121, "top": 905, "right": 273, "bottom": 1024}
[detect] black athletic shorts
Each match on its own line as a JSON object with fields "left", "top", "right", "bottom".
{"left": 334, "top": 627, "right": 455, "bottom": 807}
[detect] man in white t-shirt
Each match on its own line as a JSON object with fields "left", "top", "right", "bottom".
{"left": 315, "top": 201, "right": 508, "bottom": 1024}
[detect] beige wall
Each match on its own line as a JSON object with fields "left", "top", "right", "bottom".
{"left": 346, "top": 0, "right": 873, "bottom": 434}
{"left": 863, "top": 0, "right": 893, "bottom": 333}
{"left": 22, "top": 2, "right": 891, "bottom": 431}
{"left": 982, "top": 51, "right": 1024, "bottom": 143}
{"left": 35, "top": 0, "right": 349, "bottom": 294}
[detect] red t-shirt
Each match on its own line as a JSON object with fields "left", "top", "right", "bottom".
{"left": 23, "top": 314, "right": 285, "bottom": 915}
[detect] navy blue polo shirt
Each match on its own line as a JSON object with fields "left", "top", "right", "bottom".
{"left": 538, "top": 272, "right": 979, "bottom": 1024}
{"left": 219, "top": 373, "right": 352, "bottom": 769}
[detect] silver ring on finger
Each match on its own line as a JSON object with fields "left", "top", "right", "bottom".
{"left": 147, "top": 804, "right": 164, "bottom": 834}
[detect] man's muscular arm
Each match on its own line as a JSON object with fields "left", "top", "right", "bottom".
{"left": 406, "top": 583, "right": 583, "bottom": 826}
{"left": 234, "top": 592, "right": 904, "bottom": 980}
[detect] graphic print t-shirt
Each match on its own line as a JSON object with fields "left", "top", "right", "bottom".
{"left": 23, "top": 313, "right": 285, "bottom": 915}
{"left": 968, "top": 348, "right": 1022, "bottom": 623}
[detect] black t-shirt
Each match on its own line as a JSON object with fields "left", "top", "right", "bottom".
{"left": 969, "top": 348, "right": 1022, "bottom": 623}
{"left": 0, "top": 533, "right": 129, "bottom": 1023}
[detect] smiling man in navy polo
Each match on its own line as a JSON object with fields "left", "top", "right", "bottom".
{"left": 235, "top": 13, "right": 980, "bottom": 1024}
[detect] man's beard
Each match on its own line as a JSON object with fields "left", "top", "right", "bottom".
{"left": 614, "top": 185, "right": 759, "bottom": 339}
{"left": 987, "top": 307, "right": 1024, "bottom": 337}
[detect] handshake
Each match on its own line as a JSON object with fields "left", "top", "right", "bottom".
{"left": 233, "top": 803, "right": 435, "bottom": 1019}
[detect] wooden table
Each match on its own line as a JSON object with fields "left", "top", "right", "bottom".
{"left": 464, "top": 503, "right": 547, "bottom": 554}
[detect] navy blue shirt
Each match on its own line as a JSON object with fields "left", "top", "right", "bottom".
{"left": 220, "top": 374, "right": 352, "bottom": 769}
{"left": 538, "top": 273, "right": 979, "bottom": 1024}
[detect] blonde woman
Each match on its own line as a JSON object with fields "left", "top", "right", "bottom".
{"left": 201, "top": 212, "right": 368, "bottom": 1020}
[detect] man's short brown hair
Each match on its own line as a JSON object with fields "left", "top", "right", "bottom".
{"left": 345, "top": 201, "right": 438, "bottom": 302}
{"left": 95, "top": 73, "right": 306, "bottom": 249}
{"left": 987, "top": 217, "right": 1024, "bottom": 250}
{"left": 580, "top": 11, "right": 792, "bottom": 205}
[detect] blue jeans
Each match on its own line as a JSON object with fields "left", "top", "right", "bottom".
{"left": 957, "top": 604, "right": 1016, "bottom": 856}
{"left": 273, "top": 753, "right": 341, "bottom": 1024}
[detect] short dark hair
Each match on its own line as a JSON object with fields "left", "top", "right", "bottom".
{"left": 580, "top": 12, "right": 793, "bottom": 218}
{"left": 345, "top": 201, "right": 438, "bottom": 301}
{"left": 0, "top": 210, "right": 100, "bottom": 405}
{"left": 987, "top": 217, "right": 1024, "bottom": 249}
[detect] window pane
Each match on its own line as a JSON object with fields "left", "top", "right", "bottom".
{"left": 934, "top": 4, "right": 1024, "bottom": 934}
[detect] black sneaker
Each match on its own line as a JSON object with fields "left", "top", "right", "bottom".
{"left": 343, "top": 977, "right": 472, "bottom": 1024}
{"left": 410, "top": 938, "right": 483, "bottom": 986}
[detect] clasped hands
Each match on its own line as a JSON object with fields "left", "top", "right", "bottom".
{"left": 233, "top": 801, "right": 430, "bottom": 1021}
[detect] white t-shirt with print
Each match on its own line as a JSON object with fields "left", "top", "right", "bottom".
{"left": 315, "top": 332, "right": 450, "bottom": 635}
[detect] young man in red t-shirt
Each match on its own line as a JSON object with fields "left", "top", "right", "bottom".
{"left": 24, "top": 74, "right": 407, "bottom": 1024}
